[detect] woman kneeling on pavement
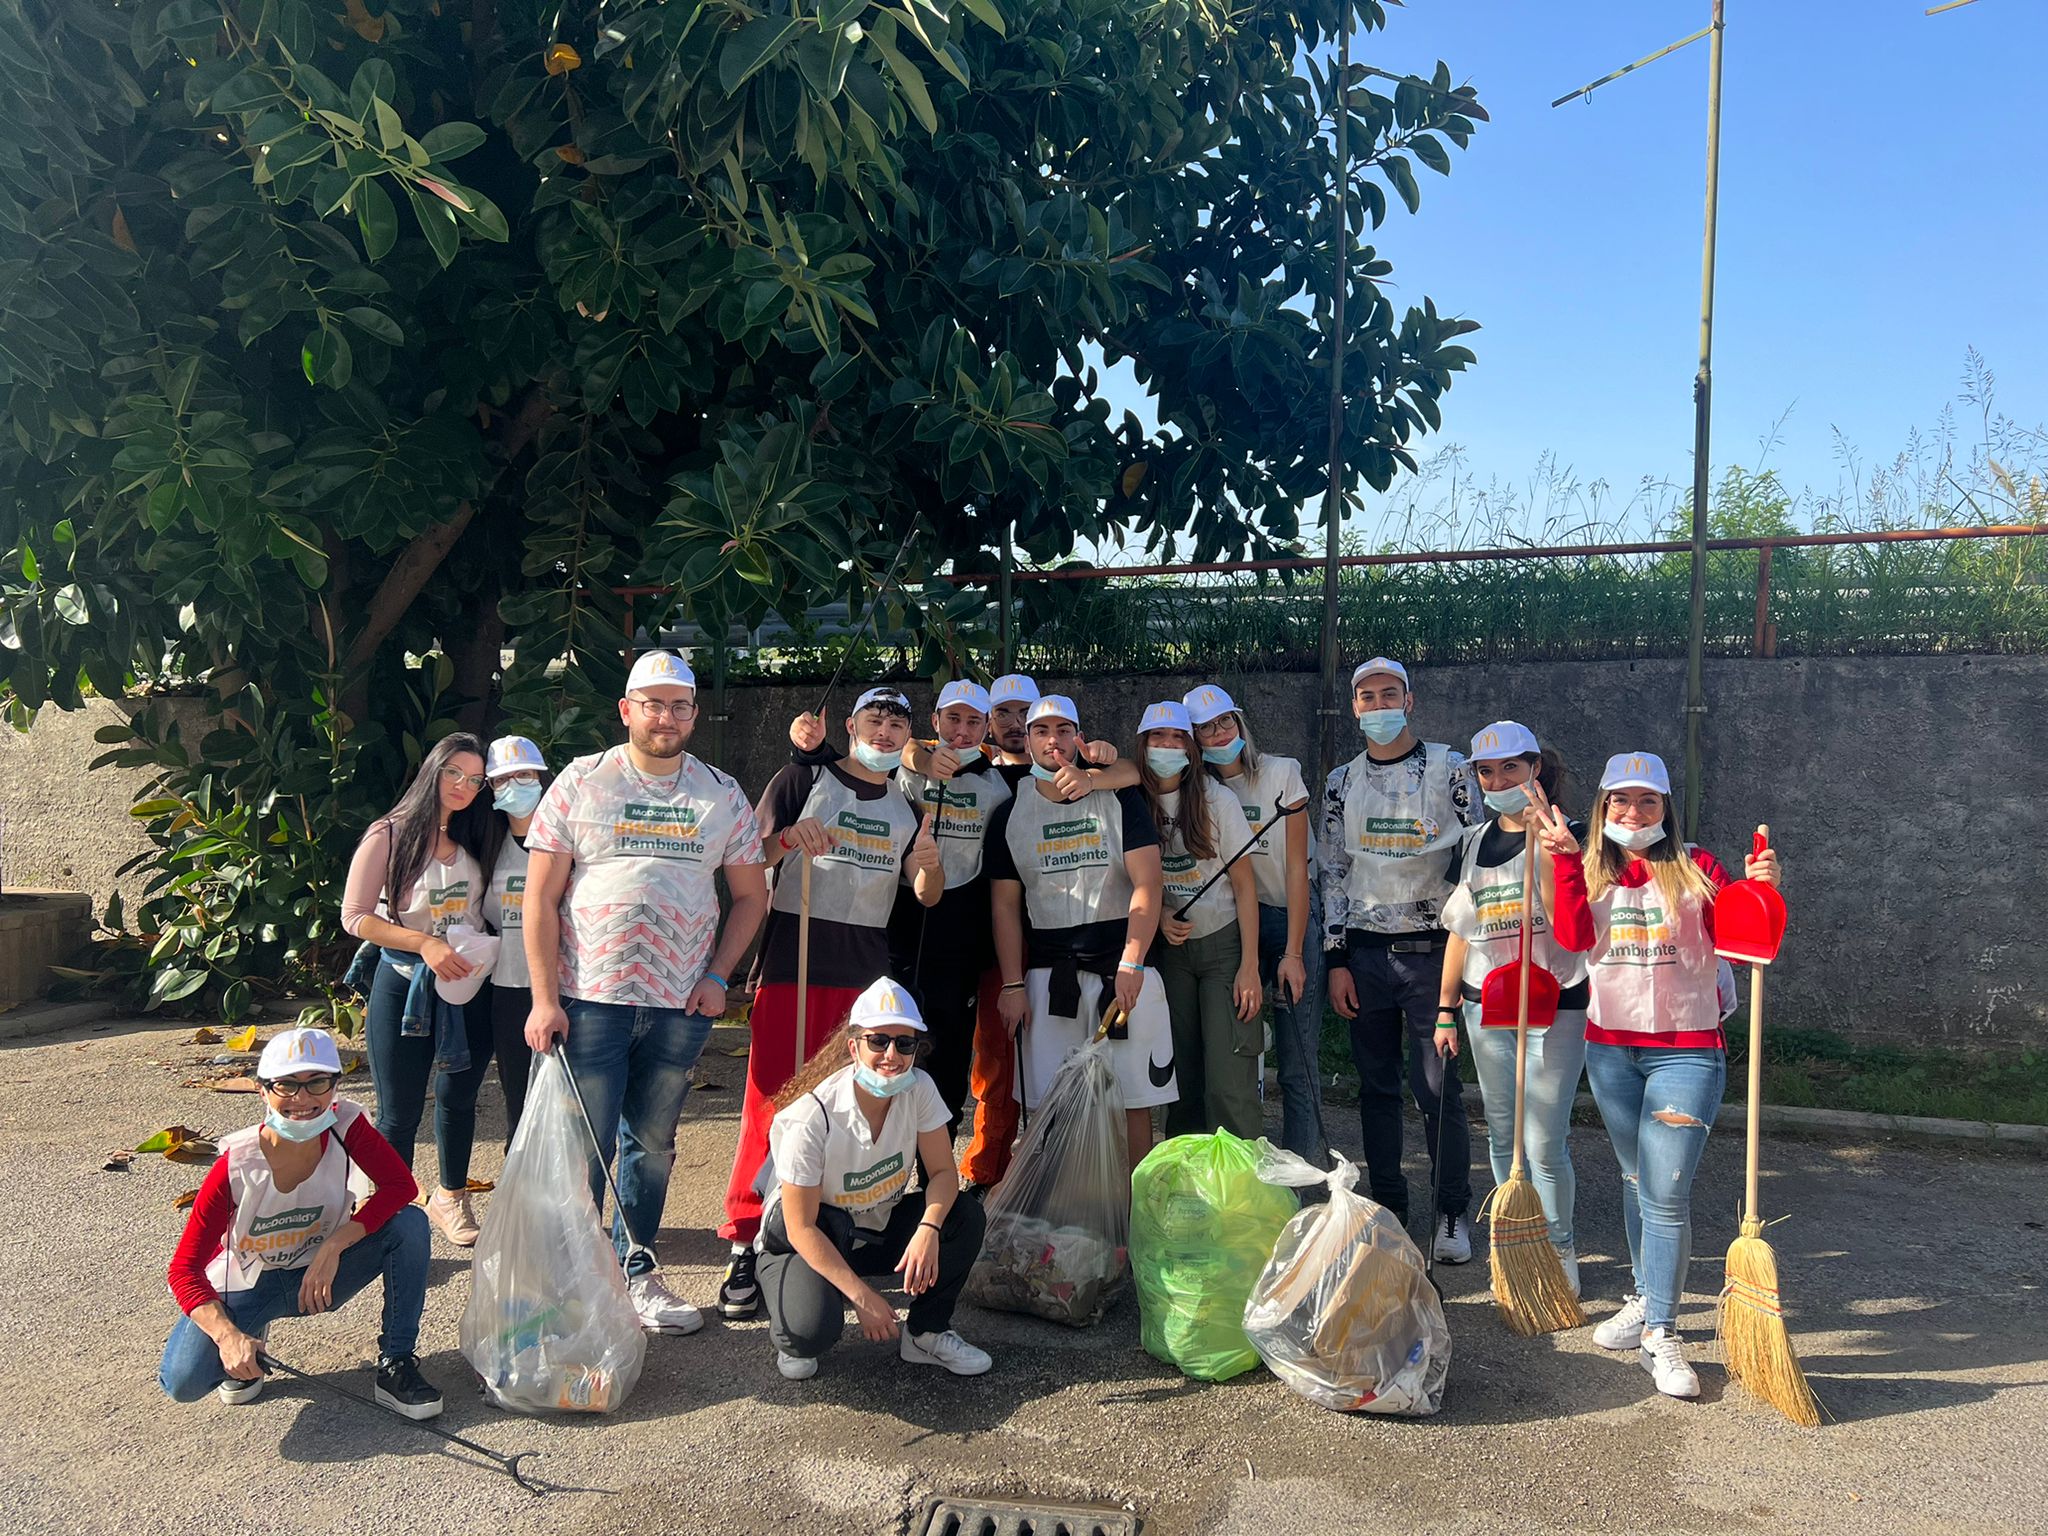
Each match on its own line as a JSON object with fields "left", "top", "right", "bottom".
{"left": 157, "top": 1028, "right": 442, "bottom": 1418}
{"left": 756, "top": 979, "right": 991, "bottom": 1382}
{"left": 1550, "top": 750, "right": 1780, "bottom": 1400}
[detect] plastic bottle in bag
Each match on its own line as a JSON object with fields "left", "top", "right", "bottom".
{"left": 963, "top": 1038, "right": 1130, "bottom": 1326}
{"left": 1129, "top": 1129, "right": 1297, "bottom": 1381}
{"left": 459, "top": 1052, "right": 647, "bottom": 1413}
{"left": 1243, "top": 1146, "right": 1451, "bottom": 1415}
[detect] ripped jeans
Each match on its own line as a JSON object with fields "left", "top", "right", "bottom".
{"left": 1583, "top": 1043, "right": 1725, "bottom": 1333}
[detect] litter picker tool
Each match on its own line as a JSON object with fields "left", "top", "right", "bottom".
{"left": 1424, "top": 1038, "right": 1454, "bottom": 1295}
{"left": 1714, "top": 825, "right": 1821, "bottom": 1426}
{"left": 1478, "top": 821, "right": 1583, "bottom": 1336}
{"left": 806, "top": 518, "right": 920, "bottom": 725}
{"left": 558, "top": 1049, "right": 659, "bottom": 1275}
{"left": 256, "top": 1353, "right": 584, "bottom": 1497}
{"left": 1170, "top": 797, "right": 1308, "bottom": 922}
{"left": 796, "top": 854, "right": 814, "bottom": 1062}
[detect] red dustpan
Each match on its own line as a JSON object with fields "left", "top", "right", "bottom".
{"left": 1480, "top": 824, "right": 1560, "bottom": 1028}
{"left": 1716, "top": 827, "right": 1787, "bottom": 965}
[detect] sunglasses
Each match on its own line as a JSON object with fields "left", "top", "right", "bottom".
{"left": 262, "top": 1075, "right": 336, "bottom": 1097}
{"left": 439, "top": 766, "right": 488, "bottom": 791}
{"left": 858, "top": 1032, "right": 924, "bottom": 1056}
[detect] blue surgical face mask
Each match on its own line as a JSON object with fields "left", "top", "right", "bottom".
{"left": 1358, "top": 709, "right": 1407, "bottom": 745}
{"left": 264, "top": 1105, "right": 337, "bottom": 1142}
{"left": 1145, "top": 747, "right": 1189, "bottom": 777}
{"left": 1030, "top": 761, "right": 1061, "bottom": 782}
{"left": 1603, "top": 821, "right": 1666, "bottom": 852}
{"left": 1483, "top": 784, "right": 1531, "bottom": 816}
{"left": 851, "top": 740, "right": 902, "bottom": 773}
{"left": 853, "top": 1063, "right": 918, "bottom": 1098}
{"left": 493, "top": 780, "right": 543, "bottom": 818}
{"left": 1200, "top": 738, "right": 1246, "bottom": 765}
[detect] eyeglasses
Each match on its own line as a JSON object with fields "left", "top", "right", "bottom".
{"left": 858, "top": 1032, "right": 924, "bottom": 1056}
{"left": 440, "top": 767, "right": 487, "bottom": 791}
{"left": 492, "top": 771, "right": 541, "bottom": 788}
{"left": 262, "top": 1074, "right": 336, "bottom": 1097}
{"left": 628, "top": 696, "right": 699, "bottom": 721}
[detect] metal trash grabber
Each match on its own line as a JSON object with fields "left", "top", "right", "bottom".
{"left": 257, "top": 1352, "right": 571, "bottom": 1497}
{"left": 1169, "top": 797, "right": 1309, "bottom": 922}
{"left": 554, "top": 1049, "right": 659, "bottom": 1273}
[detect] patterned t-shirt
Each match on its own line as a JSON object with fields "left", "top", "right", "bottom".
{"left": 527, "top": 746, "right": 764, "bottom": 1008}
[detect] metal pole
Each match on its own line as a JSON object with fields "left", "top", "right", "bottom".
{"left": 999, "top": 517, "right": 1014, "bottom": 672}
{"left": 1682, "top": 0, "right": 1725, "bottom": 842}
{"left": 1316, "top": 21, "right": 1351, "bottom": 786}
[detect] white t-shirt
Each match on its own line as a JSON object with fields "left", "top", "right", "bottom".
{"left": 481, "top": 836, "right": 531, "bottom": 989}
{"left": 764, "top": 1065, "right": 950, "bottom": 1233}
{"left": 1215, "top": 754, "right": 1312, "bottom": 910}
{"left": 1155, "top": 779, "right": 1254, "bottom": 941}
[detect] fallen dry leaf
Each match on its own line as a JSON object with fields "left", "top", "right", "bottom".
{"left": 189, "top": 1027, "right": 221, "bottom": 1045}
{"left": 165, "top": 1137, "right": 219, "bottom": 1164}
{"left": 224, "top": 1024, "right": 260, "bottom": 1052}
{"left": 721, "top": 1044, "right": 751, "bottom": 1057}
{"left": 341, "top": 1054, "right": 366, "bottom": 1073}
{"left": 173, "top": 1189, "right": 198, "bottom": 1210}
{"left": 210, "top": 1076, "right": 260, "bottom": 1094}
{"left": 104, "top": 1152, "right": 134, "bottom": 1172}
{"left": 464, "top": 1178, "right": 495, "bottom": 1193}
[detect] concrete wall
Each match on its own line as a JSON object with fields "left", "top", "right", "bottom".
{"left": 7, "top": 657, "right": 2042, "bottom": 1048}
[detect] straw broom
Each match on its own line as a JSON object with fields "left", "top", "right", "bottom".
{"left": 1718, "top": 959, "right": 1822, "bottom": 1426}
{"left": 1481, "top": 823, "right": 1584, "bottom": 1336}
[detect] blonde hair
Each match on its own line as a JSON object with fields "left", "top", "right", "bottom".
{"left": 771, "top": 1021, "right": 858, "bottom": 1112}
{"left": 1584, "top": 792, "right": 1719, "bottom": 910}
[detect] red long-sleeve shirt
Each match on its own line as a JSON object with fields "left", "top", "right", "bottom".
{"left": 166, "top": 1115, "right": 417, "bottom": 1315}
{"left": 1552, "top": 846, "right": 1732, "bottom": 1049}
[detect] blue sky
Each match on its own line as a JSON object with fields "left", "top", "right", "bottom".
{"left": 1112, "top": 0, "right": 2047, "bottom": 547}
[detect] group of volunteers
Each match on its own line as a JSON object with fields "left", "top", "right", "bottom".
{"left": 158, "top": 647, "right": 1778, "bottom": 1415}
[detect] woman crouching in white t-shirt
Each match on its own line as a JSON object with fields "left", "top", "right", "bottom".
{"left": 757, "top": 978, "right": 992, "bottom": 1382}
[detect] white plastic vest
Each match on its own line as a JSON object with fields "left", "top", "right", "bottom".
{"left": 1158, "top": 779, "right": 1246, "bottom": 941}
{"left": 1341, "top": 742, "right": 1463, "bottom": 909}
{"left": 1450, "top": 825, "right": 1590, "bottom": 994}
{"left": 899, "top": 762, "right": 1012, "bottom": 889}
{"left": 770, "top": 770, "right": 918, "bottom": 929}
{"left": 206, "top": 1100, "right": 366, "bottom": 1293}
{"left": 1585, "top": 853, "right": 1719, "bottom": 1038}
{"left": 1002, "top": 783, "right": 1133, "bottom": 931}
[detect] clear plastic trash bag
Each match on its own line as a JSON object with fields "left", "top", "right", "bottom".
{"left": 1129, "top": 1129, "right": 1298, "bottom": 1381}
{"left": 1242, "top": 1146, "right": 1451, "bottom": 1416}
{"left": 460, "top": 1052, "right": 646, "bottom": 1413}
{"left": 964, "top": 1037, "right": 1130, "bottom": 1326}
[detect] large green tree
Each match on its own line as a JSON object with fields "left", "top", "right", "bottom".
{"left": 0, "top": 0, "right": 1482, "bottom": 1014}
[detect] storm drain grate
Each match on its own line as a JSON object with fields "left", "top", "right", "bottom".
{"left": 916, "top": 1495, "right": 1138, "bottom": 1536}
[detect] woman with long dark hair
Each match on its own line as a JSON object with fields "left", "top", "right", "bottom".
{"left": 341, "top": 732, "right": 502, "bottom": 1246}
{"left": 1135, "top": 700, "right": 1262, "bottom": 1138}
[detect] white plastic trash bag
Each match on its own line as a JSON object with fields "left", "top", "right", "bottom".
{"left": 964, "top": 1038, "right": 1129, "bottom": 1326}
{"left": 460, "top": 1052, "right": 646, "bottom": 1413}
{"left": 1242, "top": 1145, "right": 1451, "bottom": 1416}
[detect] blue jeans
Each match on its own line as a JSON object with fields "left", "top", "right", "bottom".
{"left": 1583, "top": 1043, "right": 1726, "bottom": 1332}
{"left": 1464, "top": 1004, "right": 1587, "bottom": 1254}
{"left": 364, "top": 954, "right": 495, "bottom": 1188}
{"left": 1258, "top": 900, "right": 1328, "bottom": 1162}
{"left": 560, "top": 998, "right": 717, "bottom": 1277}
{"left": 1341, "top": 939, "right": 1471, "bottom": 1222}
{"left": 157, "top": 1206, "right": 431, "bottom": 1400}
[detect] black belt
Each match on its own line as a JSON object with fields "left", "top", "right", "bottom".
{"left": 1347, "top": 929, "right": 1446, "bottom": 954}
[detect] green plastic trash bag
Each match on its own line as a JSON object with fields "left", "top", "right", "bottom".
{"left": 1130, "top": 1129, "right": 1298, "bottom": 1381}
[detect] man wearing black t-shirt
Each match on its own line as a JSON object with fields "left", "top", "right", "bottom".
{"left": 986, "top": 694, "right": 1178, "bottom": 1171}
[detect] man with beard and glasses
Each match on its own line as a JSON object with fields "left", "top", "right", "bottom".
{"left": 523, "top": 650, "right": 769, "bottom": 1334}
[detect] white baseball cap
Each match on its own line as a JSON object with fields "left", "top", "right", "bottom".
{"left": 257, "top": 1027, "right": 343, "bottom": 1080}
{"left": 936, "top": 679, "right": 992, "bottom": 714}
{"left": 1468, "top": 720, "right": 1541, "bottom": 762}
{"left": 1027, "top": 694, "right": 1079, "bottom": 727}
{"left": 1599, "top": 751, "right": 1673, "bottom": 796}
{"left": 1181, "top": 684, "right": 1237, "bottom": 726}
{"left": 851, "top": 686, "right": 912, "bottom": 716}
{"left": 625, "top": 650, "right": 695, "bottom": 693}
{"left": 990, "top": 674, "right": 1041, "bottom": 706}
{"left": 1350, "top": 656, "right": 1409, "bottom": 689}
{"left": 485, "top": 735, "right": 547, "bottom": 781}
{"left": 1139, "top": 700, "right": 1193, "bottom": 735}
{"left": 849, "top": 976, "right": 926, "bottom": 1033}
{"left": 435, "top": 925, "right": 500, "bottom": 1007}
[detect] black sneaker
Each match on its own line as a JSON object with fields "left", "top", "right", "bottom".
{"left": 718, "top": 1247, "right": 760, "bottom": 1319}
{"left": 374, "top": 1353, "right": 445, "bottom": 1421}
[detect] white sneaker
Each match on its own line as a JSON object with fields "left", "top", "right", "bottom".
{"left": 899, "top": 1329, "right": 992, "bottom": 1376}
{"left": 425, "top": 1186, "right": 480, "bottom": 1247}
{"left": 1432, "top": 1213, "right": 1473, "bottom": 1265}
{"left": 776, "top": 1351, "right": 818, "bottom": 1381}
{"left": 1555, "top": 1246, "right": 1581, "bottom": 1299}
{"left": 627, "top": 1272, "right": 705, "bottom": 1335}
{"left": 1639, "top": 1327, "right": 1700, "bottom": 1399}
{"left": 216, "top": 1374, "right": 264, "bottom": 1405}
{"left": 1593, "top": 1293, "right": 1646, "bottom": 1350}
